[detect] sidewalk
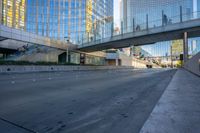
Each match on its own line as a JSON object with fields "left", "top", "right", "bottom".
{"left": 140, "top": 69, "right": 200, "bottom": 133}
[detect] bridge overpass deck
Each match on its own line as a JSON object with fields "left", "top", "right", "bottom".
{"left": 79, "top": 14, "right": 200, "bottom": 52}
{"left": 0, "top": 25, "right": 77, "bottom": 50}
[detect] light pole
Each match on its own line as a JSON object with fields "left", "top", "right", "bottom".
{"left": 64, "top": 37, "right": 69, "bottom": 63}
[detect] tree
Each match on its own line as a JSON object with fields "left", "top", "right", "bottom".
{"left": 171, "top": 40, "right": 183, "bottom": 56}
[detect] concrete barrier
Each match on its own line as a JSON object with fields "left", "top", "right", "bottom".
{"left": 0, "top": 65, "right": 134, "bottom": 74}
{"left": 184, "top": 52, "right": 200, "bottom": 76}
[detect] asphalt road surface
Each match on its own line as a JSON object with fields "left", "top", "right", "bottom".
{"left": 0, "top": 69, "right": 176, "bottom": 133}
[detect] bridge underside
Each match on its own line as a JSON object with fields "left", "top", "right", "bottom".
{"left": 0, "top": 47, "right": 16, "bottom": 54}
{"left": 78, "top": 19, "right": 200, "bottom": 52}
{"left": 0, "top": 37, "right": 7, "bottom": 41}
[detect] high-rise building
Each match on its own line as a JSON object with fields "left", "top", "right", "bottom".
{"left": 198, "top": 0, "right": 200, "bottom": 13}
{"left": 120, "top": 0, "right": 199, "bottom": 31}
{"left": 1, "top": 0, "right": 26, "bottom": 30}
{"left": 25, "top": 0, "right": 113, "bottom": 44}
{"left": 0, "top": 0, "right": 113, "bottom": 44}
{"left": 119, "top": 0, "right": 127, "bottom": 30}
{"left": 120, "top": 0, "right": 200, "bottom": 57}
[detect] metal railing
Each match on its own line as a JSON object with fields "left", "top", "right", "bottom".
{"left": 79, "top": 9, "right": 200, "bottom": 47}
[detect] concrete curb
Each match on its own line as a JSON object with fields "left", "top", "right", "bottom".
{"left": 0, "top": 65, "right": 134, "bottom": 74}
{"left": 140, "top": 69, "right": 200, "bottom": 133}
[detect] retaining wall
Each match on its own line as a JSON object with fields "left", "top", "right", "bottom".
{"left": 0, "top": 65, "right": 134, "bottom": 74}
{"left": 184, "top": 52, "right": 200, "bottom": 76}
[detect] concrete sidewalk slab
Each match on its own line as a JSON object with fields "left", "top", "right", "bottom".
{"left": 140, "top": 69, "right": 200, "bottom": 133}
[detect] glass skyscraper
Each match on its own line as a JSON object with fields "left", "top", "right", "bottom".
{"left": 0, "top": 0, "right": 113, "bottom": 64}
{"left": 0, "top": 0, "right": 113, "bottom": 44}
{"left": 1, "top": 0, "right": 26, "bottom": 30}
{"left": 121, "top": 0, "right": 199, "bottom": 30}
{"left": 25, "top": 0, "right": 113, "bottom": 44}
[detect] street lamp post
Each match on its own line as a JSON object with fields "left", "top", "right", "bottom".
{"left": 64, "top": 37, "right": 69, "bottom": 63}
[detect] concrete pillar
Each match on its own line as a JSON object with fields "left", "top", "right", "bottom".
{"left": 170, "top": 45, "right": 173, "bottom": 68}
{"left": 116, "top": 50, "right": 119, "bottom": 66}
{"left": 130, "top": 45, "right": 134, "bottom": 57}
{"left": 116, "top": 58, "right": 119, "bottom": 66}
{"left": 66, "top": 48, "right": 69, "bottom": 63}
{"left": 183, "top": 32, "right": 189, "bottom": 63}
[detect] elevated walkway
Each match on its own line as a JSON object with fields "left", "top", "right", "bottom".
{"left": 0, "top": 25, "right": 77, "bottom": 50}
{"left": 79, "top": 12, "right": 200, "bottom": 52}
{"left": 140, "top": 69, "right": 200, "bottom": 133}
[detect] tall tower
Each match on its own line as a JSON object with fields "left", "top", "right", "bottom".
{"left": 2, "top": 0, "right": 26, "bottom": 30}
{"left": 120, "top": 0, "right": 127, "bottom": 31}
{"left": 26, "top": 0, "right": 113, "bottom": 44}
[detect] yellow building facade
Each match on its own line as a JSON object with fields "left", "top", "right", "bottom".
{"left": 2, "top": 0, "right": 26, "bottom": 29}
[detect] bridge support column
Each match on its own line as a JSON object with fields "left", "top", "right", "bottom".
{"left": 130, "top": 45, "right": 134, "bottom": 57}
{"left": 116, "top": 58, "right": 119, "bottom": 66}
{"left": 183, "top": 32, "right": 188, "bottom": 63}
{"left": 66, "top": 48, "right": 69, "bottom": 63}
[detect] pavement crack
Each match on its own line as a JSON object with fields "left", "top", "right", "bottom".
{"left": 0, "top": 117, "right": 38, "bottom": 133}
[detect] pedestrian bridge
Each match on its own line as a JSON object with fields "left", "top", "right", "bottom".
{"left": 78, "top": 12, "right": 200, "bottom": 52}
{"left": 0, "top": 24, "right": 77, "bottom": 51}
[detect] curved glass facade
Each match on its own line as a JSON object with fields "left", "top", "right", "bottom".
{"left": 0, "top": 0, "right": 113, "bottom": 44}
{"left": 25, "top": 0, "right": 113, "bottom": 44}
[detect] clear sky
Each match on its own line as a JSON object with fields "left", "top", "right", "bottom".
{"left": 114, "top": 0, "right": 120, "bottom": 27}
